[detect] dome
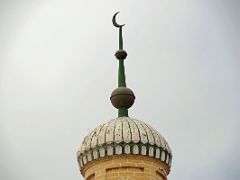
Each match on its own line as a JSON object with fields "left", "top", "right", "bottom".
{"left": 77, "top": 117, "right": 172, "bottom": 170}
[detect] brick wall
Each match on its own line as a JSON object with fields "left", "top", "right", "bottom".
{"left": 81, "top": 155, "right": 169, "bottom": 180}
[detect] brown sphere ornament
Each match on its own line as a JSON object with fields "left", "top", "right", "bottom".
{"left": 110, "top": 87, "right": 135, "bottom": 109}
{"left": 115, "top": 49, "right": 127, "bottom": 60}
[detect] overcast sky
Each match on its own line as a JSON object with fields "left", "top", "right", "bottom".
{"left": 0, "top": 0, "right": 240, "bottom": 180}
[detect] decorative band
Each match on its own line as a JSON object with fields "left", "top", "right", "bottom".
{"left": 77, "top": 142, "right": 172, "bottom": 169}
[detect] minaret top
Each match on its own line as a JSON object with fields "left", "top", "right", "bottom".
{"left": 110, "top": 12, "right": 135, "bottom": 117}
{"left": 77, "top": 13, "right": 173, "bottom": 177}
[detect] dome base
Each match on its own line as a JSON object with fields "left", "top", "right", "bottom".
{"left": 81, "top": 155, "right": 170, "bottom": 180}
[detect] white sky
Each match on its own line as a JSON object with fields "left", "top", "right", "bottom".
{"left": 0, "top": 0, "right": 239, "bottom": 180}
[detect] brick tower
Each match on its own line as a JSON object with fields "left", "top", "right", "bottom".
{"left": 77, "top": 12, "right": 172, "bottom": 180}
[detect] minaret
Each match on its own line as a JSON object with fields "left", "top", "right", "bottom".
{"left": 77, "top": 12, "right": 172, "bottom": 180}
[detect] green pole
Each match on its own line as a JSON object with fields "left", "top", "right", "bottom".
{"left": 118, "top": 26, "right": 128, "bottom": 117}
{"left": 119, "top": 27, "right": 123, "bottom": 50}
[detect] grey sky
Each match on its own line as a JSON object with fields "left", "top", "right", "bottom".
{"left": 0, "top": 0, "right": 239, "bottom": 180}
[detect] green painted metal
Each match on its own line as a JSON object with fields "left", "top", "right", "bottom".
{"left": 118, "top": 60, "right": 126, "bottom": 87}
{"left": 117, "top": 26, "right": 128, "bottom": 117}
{"left": 119, "top": 27, "right": 123, "bottom": 50}
{"left": 118, "top": 26, "right": 126, "bottom": 87}
{"left": 118, "top": 107, "right": 128, "bottom": 117}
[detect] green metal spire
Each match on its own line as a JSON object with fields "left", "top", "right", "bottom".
{"left": 119, "top": 26, "right": 123, "bottom": 50}
{"left": 117, "top": 26, "right": 128, "bottom": 117}
{"left": 118, "top": 26, "right": 126, "bottom": 88}
{"left": 111, "top": 12, "right": 135, "bottom": 118}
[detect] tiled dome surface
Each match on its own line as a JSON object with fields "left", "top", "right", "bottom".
{"left": 77, "top": 117, "right": 172, "bottom": 169}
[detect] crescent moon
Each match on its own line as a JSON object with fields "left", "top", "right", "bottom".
{"left": 112, "top": 12, "right": 125, "bottom": 28}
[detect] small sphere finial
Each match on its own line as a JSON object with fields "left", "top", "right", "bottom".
{"left": 115, "top": 49, "right": 127, "bottom": 60}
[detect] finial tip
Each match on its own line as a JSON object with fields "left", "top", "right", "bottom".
{"left": 112, "top": 12, "right": 125, "bottom": 28}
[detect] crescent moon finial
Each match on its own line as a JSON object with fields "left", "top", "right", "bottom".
{"left": 112, "top": 12, "right": 125, "bottom": 28}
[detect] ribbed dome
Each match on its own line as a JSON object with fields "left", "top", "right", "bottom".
{"left": 77, "top": 117, "right": 172, "bottom": 169}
